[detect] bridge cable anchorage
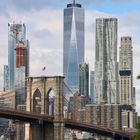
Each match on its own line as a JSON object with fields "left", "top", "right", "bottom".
{"left": 63, "top": 82, "right": 87, "bottom": 122}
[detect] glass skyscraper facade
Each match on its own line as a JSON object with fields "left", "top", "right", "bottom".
{"left": 79, "top": 62, "right": 89, "bottom": 100}
{"left": 63, "top": 1, "right": 85, "bottom": 92}
{"left": 8, "top": 23, "right": 29, "bottom": 91}
{"left": 94, "top": 18, "right": 119, "bottom": 104}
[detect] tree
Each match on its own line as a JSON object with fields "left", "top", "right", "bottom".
{"left": 137, "top": 75, "right": 140, "bottom": 79}
{"left": 131, "top": 124, "right": 140, "bottom": 140}
{"left": 121, "top": 104, "right": 133, "bottom": 111}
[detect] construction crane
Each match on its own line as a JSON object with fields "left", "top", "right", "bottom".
{"left": 9, "top": 23, "right": 24, "bottom": 44}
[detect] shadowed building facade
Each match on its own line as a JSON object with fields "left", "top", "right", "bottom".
{"left": 90, "top": 71, "right": 94, "bottom": 103}
{"left": 79, "top": 62, "right": 89, "bottom": 101}
{"left": 63, "top": 1, "right": 85, "bottom": 92}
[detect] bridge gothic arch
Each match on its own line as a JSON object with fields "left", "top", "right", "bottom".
{"left": 26, "top": 76, "right": 64, "bottom": 121}
{"left": 44, "top": 88, "right": 55, "bottom": 116}
{"left": 32, "top": 88, "right": 41, "bottom": 113}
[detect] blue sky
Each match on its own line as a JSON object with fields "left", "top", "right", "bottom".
{"left": 0, "top": 0, "right": 140, "bottom": 113}
{"left": 90, "top": 1, "right": 140, "bottom": 14}
{"left": 1, "top": 0, "right": 140, "bottom": 13}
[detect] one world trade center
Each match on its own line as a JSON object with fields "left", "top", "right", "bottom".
{"left": 63, "top": 0, "right": 85, "bottom": 92}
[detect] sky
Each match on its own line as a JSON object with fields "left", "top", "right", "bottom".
{"left": 0, "top": 0, "right": 140, "bottom": 113}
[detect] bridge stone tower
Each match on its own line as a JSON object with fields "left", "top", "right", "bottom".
{"left": 25, "top": 76, "right": 64, "bottom": 140}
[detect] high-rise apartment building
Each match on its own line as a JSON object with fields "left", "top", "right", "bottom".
{"left": 94, "top": 18, "right": 118, "bottom": 104}
{"left": 8, "top": 23, "right": 29, "bottom": 91}
{"left": 79, "top": 62, "right": 89, "bottom": 100}
{"left": 84, "top": 103, "right": 121, "bottom": 130}
{"left": 119, "top": 37, "right": 135, "bottom": 107}
{"left": 63, "top": 0, "right": 85, "bottom": 92}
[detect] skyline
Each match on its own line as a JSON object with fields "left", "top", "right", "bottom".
{"left": 0, "top": 0, "right": 140, "bottom": 113}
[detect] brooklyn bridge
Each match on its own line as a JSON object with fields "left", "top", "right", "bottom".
{"left": 0, "top": 76, "right": 132, "bottom": 140}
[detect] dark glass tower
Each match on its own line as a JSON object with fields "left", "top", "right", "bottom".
{"left": 63, "top": 1, "right": 85, "bottom": 92}
{"left": 79, "top": 62, "right": 89, "bottom": 98}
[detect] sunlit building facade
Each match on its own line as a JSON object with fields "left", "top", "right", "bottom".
{"left": 63, "top": 1, "right": 85, "bottom": 92}
{"left": 119, "top": 37, "right": 135, "bottom": 108}
{"left": 94, "top": 18, "right": 119, "bottom": 104}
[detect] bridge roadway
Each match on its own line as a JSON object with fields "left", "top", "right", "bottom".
{"left": 0, "top": 108, "right": 131, "bottom": 140}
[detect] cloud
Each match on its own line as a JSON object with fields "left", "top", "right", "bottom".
{"left": 1, "top": 0, "right": 139, "bottom": 12}
{"left": 32, "top": 29, "right": 52, "bottom": 38}
{"left": 10, "top": 0, "right": 48, "bottom": 10}
{"left": 30, "top": 48, "right": 62, "bottom": 76}
{"left": 4, "top": 0, "right": 66, "bottom": 11}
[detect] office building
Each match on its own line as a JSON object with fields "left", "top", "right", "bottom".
{"left": 119, "top": 37, "right": 135, "bottom": 108}
{"left": 79, "top": 62, "right": 89, "bottom": 100}
{"left": 94, "top": 18, "right": 118, "bottom": 104}
{"left": 63, "top": 0, "right": 85, "bottom": 92}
